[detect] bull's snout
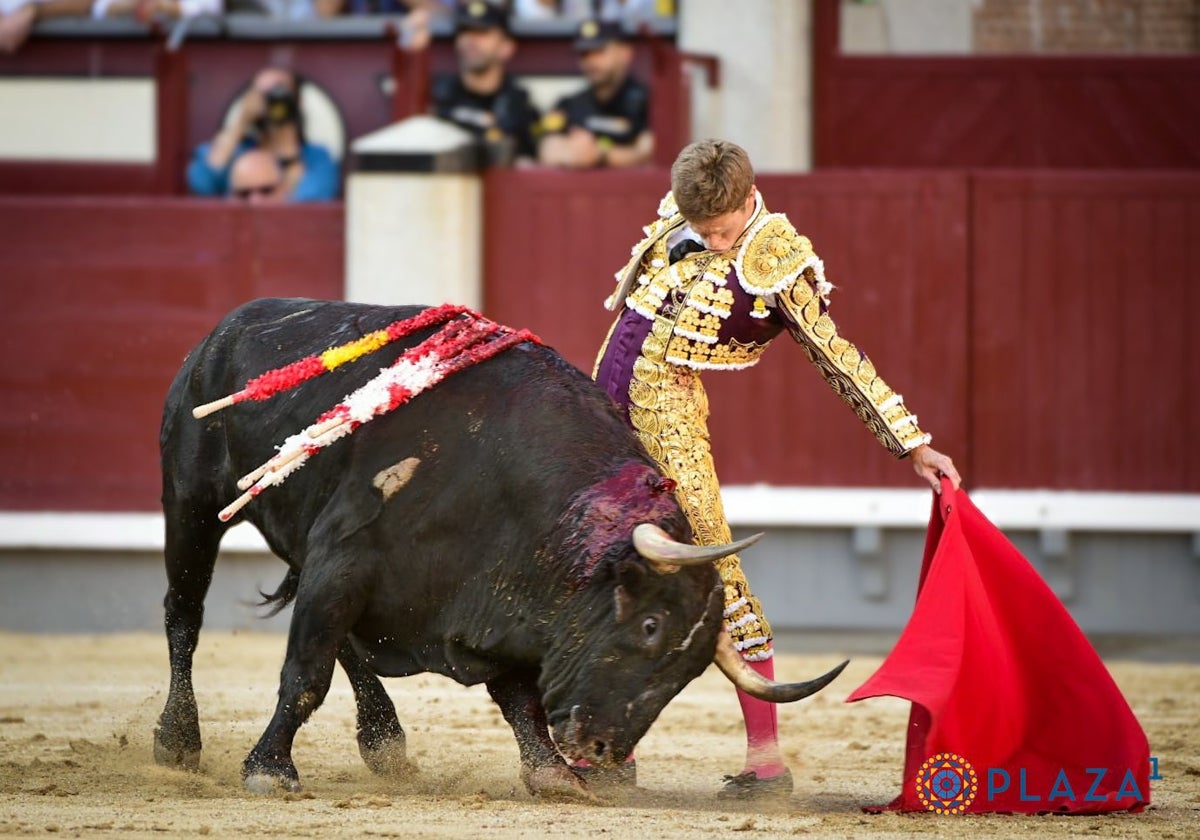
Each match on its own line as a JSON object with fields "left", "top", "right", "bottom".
{"left": 550, "top": 705, "right": 629, "bottom": 768}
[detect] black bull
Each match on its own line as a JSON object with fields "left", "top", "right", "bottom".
{"left": 154, "top": 298, "right": 846, "bottom": 798}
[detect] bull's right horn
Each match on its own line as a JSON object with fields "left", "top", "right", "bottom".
{"left": 632, "top": 523, "right": 763, "bottom": 570}
{"left": 713, "top": 631, "right": 849, "bottom": 703}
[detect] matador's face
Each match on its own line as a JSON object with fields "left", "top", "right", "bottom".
{"left": 689, "top": 186, "right": 757, "bottom": 252}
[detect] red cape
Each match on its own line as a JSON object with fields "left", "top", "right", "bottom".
{"left": 846, "top": 480, "right": 1150, "bottom": 814}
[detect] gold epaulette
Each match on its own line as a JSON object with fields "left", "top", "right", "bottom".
{"left": 733, "top": 213, "right": 832, "bottom": 302}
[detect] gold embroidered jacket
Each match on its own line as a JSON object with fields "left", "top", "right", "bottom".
{"left": 601, "top": 191, "right": 932, "bottom": 457}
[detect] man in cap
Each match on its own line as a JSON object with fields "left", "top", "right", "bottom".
{"left": 538, "top": 17, "right": 652, "bottom": 168}
{"left": 431, "top": 0, "right": 542, "bottom": 165}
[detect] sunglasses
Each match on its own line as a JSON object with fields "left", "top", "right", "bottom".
{"left": 234, "top": 184, "right": 279, "bottom": 199}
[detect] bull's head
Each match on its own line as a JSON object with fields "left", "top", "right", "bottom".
{"left": 632, "top": 524, "right": 849, "bottom": 703}
{"left": 540, "top": 473, "right": 847, "bottom": 768}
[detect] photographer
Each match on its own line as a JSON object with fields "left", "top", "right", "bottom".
{"left": 187, "top": 66, "right": 339, "bottom": 202}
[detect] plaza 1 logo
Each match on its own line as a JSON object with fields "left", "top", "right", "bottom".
{"left": 915, "top": 753, "right": 979, "bottom": 814}
{"left": 916, "top": 754, "right": 1161, "bottom": 814}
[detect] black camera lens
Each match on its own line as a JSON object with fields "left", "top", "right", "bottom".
{"left": 263, "top": 85, "right": 299, "bottom": 124}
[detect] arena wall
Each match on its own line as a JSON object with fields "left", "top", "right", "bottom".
{"left": 0, "top": 171, "right": 1196, "bottom": 637}
{"left": 1, "top": 7, "right": 1196, "bottom": 638}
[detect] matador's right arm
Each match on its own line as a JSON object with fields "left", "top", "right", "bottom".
{"left": 735, "top": 213, "right": 932, "bottom": 459}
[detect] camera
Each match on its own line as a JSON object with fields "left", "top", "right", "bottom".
{"left": 263, "top": 85, "right": 299, "bottom": 125}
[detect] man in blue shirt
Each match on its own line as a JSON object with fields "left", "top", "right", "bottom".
{"left": 188, "top": 66, "right": 340, "bottom": 202}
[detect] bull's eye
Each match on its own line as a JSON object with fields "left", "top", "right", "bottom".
{"left": 642, "top": 616, "right": 660, "bottom": 641}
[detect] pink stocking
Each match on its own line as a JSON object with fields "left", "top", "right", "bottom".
{"left": 735, "top": 654, "right": 787, "bottom": 777}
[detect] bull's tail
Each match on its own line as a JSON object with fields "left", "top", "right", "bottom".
{"left": 257, "top": 568, "right": 300, "bottom": 617}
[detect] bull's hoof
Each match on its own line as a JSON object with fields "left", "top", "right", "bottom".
{"left": 523, "top": 764, "right": 598, "bottom": 802}
{"left": 243, "top": 772, "right": 302, "bottom": 795}
{"left": 152, "top": 737, "right": 200, "bottom": 771}
{"left": 153, "top": 704, "right": 201, "bottom": 771}
{"left": 359, "top": 737, "right": 412, "bottom": 777}
{"left": 242, "top": 755, "right": 301, "bottom": 795}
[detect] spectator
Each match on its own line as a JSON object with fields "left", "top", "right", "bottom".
{"left": 336, "top": 0, "right": 446, "bottom": 14}
{"left": 187, "top": 66, "right": 340, "bottom": 202}
{"left": 322, "top": 0, "right": 449, "bottom": 51}
{"left": 91, "top": 0, "right": 220, "bottom": 23}
{"left": 538, "top": 17, "right": 651, "bottom": 168}
{"left": 228, "top": 149, "right": 285, "bottom": 203}
{"left": 431, "top": 0, "right": 542, "bottom": 166}
{"left": 510, "top": 0, "right": 587, "bottom": 20}
{"left": 596, "top": 0, "right": 662, "bottom": 24}
{"left": 331, "top": 0, "right": 445, "bottom": 50}
{"left": 0, "top": 0, "right": 91, "bottom": 54}
{"left": 512, "top": 0, "right": 665, "bottom": 23}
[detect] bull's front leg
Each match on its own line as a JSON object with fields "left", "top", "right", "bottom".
{"left": 486, "top": 669, "right": 594, "bottom": 802}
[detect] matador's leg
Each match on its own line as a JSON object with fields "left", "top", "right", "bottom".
{"left": 629, "top": 365, "right": 792, "bottom": 793}
{"left": 629, "top": 365, "right": 772, "bottom": 658}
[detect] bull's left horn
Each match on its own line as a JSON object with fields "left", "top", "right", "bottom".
{"left": 632, "top": 523, "right": 763, "bottom": 569}
{"left": 713, "top": 631, "right": 849, "bottom": 703}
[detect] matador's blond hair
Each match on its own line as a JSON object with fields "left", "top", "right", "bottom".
{"left": 670, "top": 139, "right": 755, "bottom": 222}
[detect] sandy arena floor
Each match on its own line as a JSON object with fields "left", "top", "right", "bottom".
{"left": 1, "top": 631, "right": 1197, "bottom": 839}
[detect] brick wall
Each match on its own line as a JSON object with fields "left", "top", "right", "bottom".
{"left": 973, "top": 0, "right": 1198, "bottom": 53}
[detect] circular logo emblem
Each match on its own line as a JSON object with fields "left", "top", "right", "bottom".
{"left": 915, "top": 752, "right": 978, "bottom": 815}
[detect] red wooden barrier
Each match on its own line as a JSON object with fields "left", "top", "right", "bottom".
{"left": 812, "top": 0, "right": 1200, "bottom": 169}
{"left": 154, "top": 40, "right": 189, "bottom": 196}
{"left": 0, "top": 198, "right": 343, "bottom": 511}
{"left": 391, "top": 35, "right": 431, "bottom": 122}
{"left": 2, "top": 169, "right": 1196, "bottom": 512}
{"left": 970, "top": 171, "right": 1200, "bottom": 491}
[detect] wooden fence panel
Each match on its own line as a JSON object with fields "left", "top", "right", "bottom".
{"left": 970, "top": 172, "right": 1200, "bottom": 491}
{"left": 812, "top": 0, "right": 1200, "bottom": 170}
{"left": 2, "top": 169, "right": 1194, "bottom": 513}
{"left": 0, "top": 198, "right": 343, "bottom": 510}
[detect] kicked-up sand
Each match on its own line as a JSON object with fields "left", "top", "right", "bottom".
{"left": 1, "top": 631, "right": 1197, "bottom": 839}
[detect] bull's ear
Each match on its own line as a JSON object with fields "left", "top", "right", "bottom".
{"left": 613, "top": 559, "right": 648, "bottom": 623}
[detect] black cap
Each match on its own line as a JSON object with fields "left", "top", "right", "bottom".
{"left": 456, "top": 0, "right": 508, "bottom": 33}
{"left": 574, "top": 17, "right": 626, "bottom": 52}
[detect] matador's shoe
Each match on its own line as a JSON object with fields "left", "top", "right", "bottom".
{"left": 717, "top": 768, "right": 794, "bottom": 801}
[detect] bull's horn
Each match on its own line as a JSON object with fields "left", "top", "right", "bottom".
{"left": 632, "top": 523, "right": 763, "bottom": 570}
{"left": 713, "top": 631, "right": 849, "bottom": 703}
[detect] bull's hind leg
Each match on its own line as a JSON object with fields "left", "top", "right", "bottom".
{"left": 487, "top": 670, "right": 593, "bottom": 801}
{"left": 336, "top": 641, "right": 409, "bottom": 776}
{"left": 154, "top": 513, "right": 224, "bottom": 771}
{"left": 241, "top": 559, "right": 367, "bottom": 793}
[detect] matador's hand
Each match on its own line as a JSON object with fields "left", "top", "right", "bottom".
{"left": 910, "top": 444, "right": 961, "bottom": 494}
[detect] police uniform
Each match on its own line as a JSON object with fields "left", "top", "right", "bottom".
{"left": 432, "top": 1, "right": 543, "bottom": 161}
{"left": 541, "top": 19, "right": 650, "bottom": 157}
{"left": 593, "top": 190, "right": 932, "bottom": 661}
{"left": 432, "top": 74, "right": 542, "bottom": 161}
